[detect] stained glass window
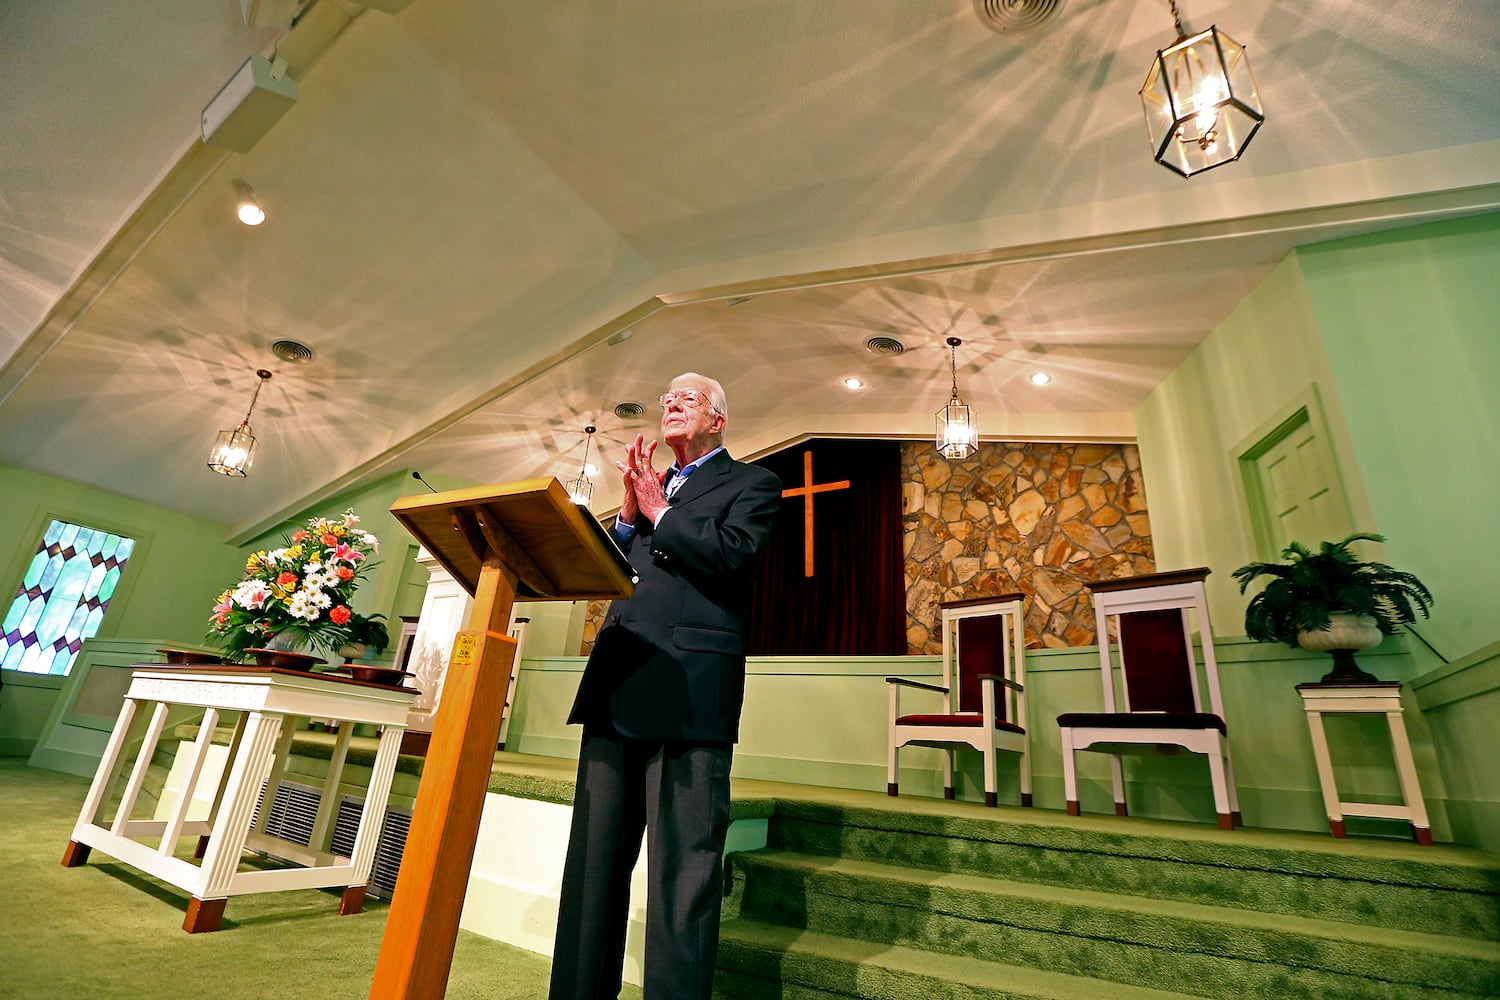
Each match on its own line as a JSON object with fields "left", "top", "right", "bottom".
{"left": 0, "top": 519, "right": 136, "bottom": 675}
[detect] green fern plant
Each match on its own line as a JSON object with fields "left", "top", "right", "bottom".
{"left": 1232, "top": 532, "right": 1434, "bottom": 647}
{"left": 346, "top": 612, "right": 391, "bottom": 654}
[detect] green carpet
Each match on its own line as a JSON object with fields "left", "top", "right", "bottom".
{"left": 0, "top": 758, "right": 636, "bottom": 1000}
{"left": 765, "top": 800, "right": 1500, "bottom": 939}
{"left": 483, "top": 751, "right": 1500, "bottom": 998}
{"left": 13, "top": 747, "right": 1500, "bottom": 1000}
{"left": 713, "top": 795, "right": 1500, "bottom": 999}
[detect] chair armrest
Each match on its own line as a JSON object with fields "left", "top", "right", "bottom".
{"left": 976, "top": 673, "right": 1023, "bottom": 693}
{"left": 885, "top": 677, "right": 949, "bottom": 694}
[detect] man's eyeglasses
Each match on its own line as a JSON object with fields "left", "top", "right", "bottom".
{"left": 658, "top": 389, "right": 718, "bottom": 412}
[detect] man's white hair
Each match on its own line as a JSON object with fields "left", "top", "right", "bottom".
{"left": 674, "top": 372, "right": 728, "bottom": 420}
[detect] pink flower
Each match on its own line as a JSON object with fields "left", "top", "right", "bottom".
{"left": 329, "top": 605, "right": 351, "bottom": 625}
{"left": 332, "top": 543, "right": 365, "bottom": 565}
{"left": 234, "top": 584, "right": 271, "bottom": 610}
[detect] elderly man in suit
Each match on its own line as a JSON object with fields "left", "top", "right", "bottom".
{"left": 549, "top": 372, "right": 781, "bottom": 1000}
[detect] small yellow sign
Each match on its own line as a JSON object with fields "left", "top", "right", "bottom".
{"left": 451, "top": 631, "right": 477, "bottom": 668}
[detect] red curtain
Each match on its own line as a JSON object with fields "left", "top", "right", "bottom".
{"left": 746, "top": 439, "right": 905, "bottom": 655}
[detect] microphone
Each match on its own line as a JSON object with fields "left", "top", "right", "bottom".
{"left": 411, "top": 471, "right": 439, "bottom": 494}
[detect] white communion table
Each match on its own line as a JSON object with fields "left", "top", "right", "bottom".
{"left": 62, "top": 664, "right": 418, "bottom": 932}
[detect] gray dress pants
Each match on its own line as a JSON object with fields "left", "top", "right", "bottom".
{"left": 548, "top": 730, "right": 734, "bottom": 1000}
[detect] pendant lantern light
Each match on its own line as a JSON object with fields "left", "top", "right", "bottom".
{"left": 935, "top": 337, "right": 977, "bottom": 461}
{"left": 1140, "top": 0, "right": 1264, "bottom": 177}
{"left": 207, "top": 369, "right": 272, "bottom": 477}
{"left": 567, "top": 425, "right": 598, "bottom": 506}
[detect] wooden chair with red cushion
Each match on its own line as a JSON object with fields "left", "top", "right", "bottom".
{"left": 1057, "top": 568, "right": 1241, "bottom": 830}
{"left": 887, "top": 594, "right": 1030, "bottom": 807}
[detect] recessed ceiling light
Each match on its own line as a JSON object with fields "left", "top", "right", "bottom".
{"left": 843, "top": 377, "right": 865, "bottom": 390}
{"left": 1029, "top": 371, "right": 1053, "bottom": 386}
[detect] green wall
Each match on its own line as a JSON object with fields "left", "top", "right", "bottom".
{"left": 0, "top": 464, "right": 246, "bottom": 656}
{"left": 0, "top": 464, "right": 461, "bottom": 750}
{"left": 1133, "top": 254, "right": 1374, "bottom": 631}
{"left": 1133, "top": 211, "right": 1500, "bottom": 851}
{"left": 506, "top": 636, "right": 1444, "bottom": 840}
{"left": 0, "top": 465, "right": 247, "bottom": 751}
{"left": 1412, "top": 641, "right": 1500, "bottom": 848}
{"left": 1297, "top": 213, "right": 1500, "bottom": 663}
{"left": 1135, "top": 215, "right": 1500, "bottom": 662}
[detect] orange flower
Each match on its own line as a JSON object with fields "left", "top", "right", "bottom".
{"left": 276, "top": 571, "right": 298, "bottom": 589}
{"left": 291, "top": 530, "right": 308, "bottom": 542}
{"left": 320, "top": 532, "right": 339, "bottom": 546}
{"left": 337, "top": 566, "right": 355, "bottom": 581}
{"left": 329, "top": 605, "right": 352, "bottom": 625}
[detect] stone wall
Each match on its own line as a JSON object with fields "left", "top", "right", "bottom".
{"left": 902, "top": 441, "right": 1154, "bottom": 653}
{"left": 578, "top": 440, "right": 1155, "bottom": 656}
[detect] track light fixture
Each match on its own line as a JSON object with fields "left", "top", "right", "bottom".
{"left": 233, "top": 179, "right": 265, "bottom": 225}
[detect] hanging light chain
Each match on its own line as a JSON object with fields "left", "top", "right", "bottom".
{"left": 578, "top": 425, "right": 596, "bottom": 476}
{"left": 567, "top": 425, "right": 598, "bottom": 506}
{"left": 1167, "top": 0, "right": 1186, "bottom": 38}
{"left": 948, "top": 337, "right": 962, "bottom": 401}
{"left": 239, "top": 369, "right": 273, "bottom": 427}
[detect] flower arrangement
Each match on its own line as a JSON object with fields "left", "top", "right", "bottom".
{"left": 208, "top": 509, "right": 380, "bottom": 658}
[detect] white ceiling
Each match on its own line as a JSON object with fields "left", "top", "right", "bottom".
{"left": 2, "top": 0, "right": 1498, "bottom": 542}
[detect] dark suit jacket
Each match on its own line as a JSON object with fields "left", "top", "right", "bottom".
{"left": 567, "top": 450, "right": 781, "bottom": 743}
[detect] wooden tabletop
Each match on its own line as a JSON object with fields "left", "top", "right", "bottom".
{"left": 133, "top": 662, "right": 420, "bottom": 694}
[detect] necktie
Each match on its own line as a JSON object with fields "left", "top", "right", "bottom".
{"left": 665, "top": 466, "right": 692, "bottom": 500}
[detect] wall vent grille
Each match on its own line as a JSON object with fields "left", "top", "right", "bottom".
{"left": 330, "top": 796, "right": 412, "bottom": 899}
{"left": 252, "top": 779, "right": 319, "bottom": 847}
{"left": 247, "top": 780, "right": 412, "bottom": 900}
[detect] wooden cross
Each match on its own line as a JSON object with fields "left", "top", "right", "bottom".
{"left": 781, "top": 450, "right": 851, "bottom": 577}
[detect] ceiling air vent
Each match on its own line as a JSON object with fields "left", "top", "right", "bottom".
{"left": 865, "top": 336, "right": 906, "bottom": 356}
{"left": 973, "top": 0, "right": 1066, "bottom": 34}
{"left": 614, "top": 401, "right": 646, "bottom": 419}
{"left": 270, "top": 339, "right": 314, "bottom": 364}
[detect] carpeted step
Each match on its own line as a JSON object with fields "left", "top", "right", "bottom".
{"left": 769, "top": 800, "right": 1500, "bottom": 941}
{"left": 129, "top": 760, "right": 174, "bottom": 818}
{"left": 150, "top": 740, "right": 178, "bottom": 771}
{"left": 173, "top": 722, "right": 428, "bottom": 778}
{"left": 715, "top": 918, "right": 1206, "bottom": 1000}
{"left": 729, "top": 849, "right": 1500, "bottom": 1000}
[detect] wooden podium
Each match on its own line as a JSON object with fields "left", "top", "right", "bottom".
{"left": 370, "top": 477, "right": 633, "bottom": 999}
